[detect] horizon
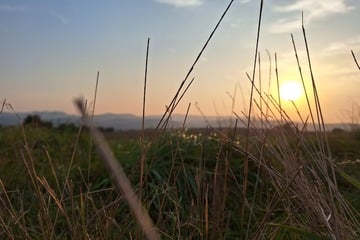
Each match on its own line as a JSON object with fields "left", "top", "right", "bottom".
{"left": 1, "top": 0, "right": 360, "bottom": 124}
{"left": 1, "top": 109, "right": 359, "bottom": 126}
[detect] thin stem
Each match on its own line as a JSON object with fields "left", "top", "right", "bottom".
{"left": 75, "top": 98, "right": 160, "bottom": 240}
{"left": 88, "top": 72, "right": 100, "bottom": 182}
{"left": 243, "top": 0, "right": 264, "bottom": 236}
{"left": 0, "top": 99, "right": 6, "bottom": 113}
{"left": 140, "top": 37, "right": 150, "bottom": 204}
{"left": 351, "top": 50, "right": 360, "bottom": 71}
{"left": 142, "top": 38, "right": 150, "bottom": 141}
{"left": 182, "top": 102, "right": 191, "bottom": 129}
{"left": 151, "top": 0, "right": 235, "bottom": 139}
{"left": 274, "top": 53, "right": 282, "bottom": 122}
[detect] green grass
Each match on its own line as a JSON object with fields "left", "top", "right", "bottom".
{"left": 0, "top": 124, "right": 359, "bottom": 239}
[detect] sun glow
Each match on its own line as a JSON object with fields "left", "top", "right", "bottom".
{"left": 279, "top": 80, "right": 303, "bottom": 101}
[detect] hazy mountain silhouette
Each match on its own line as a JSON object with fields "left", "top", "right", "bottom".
{"left": 0, "top": 111, "right": 354, "bottom": 131}
{"left": 0, "top": 111, "right": 238, "bottom": 130}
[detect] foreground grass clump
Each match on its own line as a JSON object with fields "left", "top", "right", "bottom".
{"left": 0, "top": 123, "right": 359, "bottom": 239}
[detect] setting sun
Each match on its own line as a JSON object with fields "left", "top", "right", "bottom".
{"left": 280, "top": 80, "right": 304, "bottom": 101}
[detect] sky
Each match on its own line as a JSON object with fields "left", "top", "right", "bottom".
{"left": 0, "top": 0, "right": 359, "bottom": 123}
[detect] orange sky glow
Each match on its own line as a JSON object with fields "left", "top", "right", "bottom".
{"left": 1, "top": 0, "right": 359, "bottom": 124}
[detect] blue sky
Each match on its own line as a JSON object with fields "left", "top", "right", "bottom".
{"left": 1, "top": 0, "right": 359, "bottom": 122}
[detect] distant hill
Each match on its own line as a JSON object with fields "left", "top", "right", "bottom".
{"left": 0, "top": 111, "right": 240, "bottom": 130}
{"left": 0, "top": 111, "right": 356, "bottom": 131}
{"left": 0, "top": 111, "right": 79, "bottom": 127}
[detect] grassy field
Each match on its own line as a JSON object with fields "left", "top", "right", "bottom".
{"left": 1, "top": 1, "right": 360, "bottom": 239}
{"left": 0, "top": 120, "right": 359, "bottom": 239}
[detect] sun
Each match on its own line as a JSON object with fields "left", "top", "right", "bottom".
{"left": 279, "top": 80, "right": 303, "bottom": 101}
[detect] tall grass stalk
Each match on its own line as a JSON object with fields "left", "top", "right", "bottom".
{"left": 140, "top": 38, "right": 150, "bottom": 206}
{"left": 75, "top": 98, "right": 160, "bottom": 240}
{"left": 242, "top": 1, "right": 264, "bottom": 236}
{"left": 88, "top": 71, "right": 100, "bottom": 181}
{"left": 351, "top": 50, "right": 360, "bottom": 71}
{"left": 150, "top": 0, "right": 235, "bottom": 141}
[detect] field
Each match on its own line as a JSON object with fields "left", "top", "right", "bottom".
{"left": 0, "top": 118, "right": 359, "bottom": 239}
{"left": 1, "top": 1, "right": 360, "bottom": 239}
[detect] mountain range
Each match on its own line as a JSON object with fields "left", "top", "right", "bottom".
{"left": 0, "top": 111, "right": 239, "bottom": 130}
{"left": 0, "top": 111, "right": 355, "bottom": 131}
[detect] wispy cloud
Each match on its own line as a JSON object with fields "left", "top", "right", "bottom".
{"left": 0, "top": 4, "right": 70, "bottom": 25}
{"left": 269, "top": 17, "right": 303, "bottom": 33}
{"left": 276, "top": 0, "right": 353, "bottom": 16}
{"left": 270, "top": 0, "right": 354, "bottom": 33}
{"left": 324, "top": 34, "right": 360, "bottom": 53}
{"left": 0, "top": 4, "right": 27, "bottom": 12}
{"left": 153, "top": 0, "right": 203, "bottom": 7}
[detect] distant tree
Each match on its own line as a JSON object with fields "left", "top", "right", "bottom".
{"left": 99, "top": 127, "right": 115, "bottom": 132}
{"left": 23, "top": 114, "right": 40, "bottom": 126}
{"left": 105, "top": 127, "right": 115, "bottom": 132}
{"left": 23, "top": 114, "right": 52, "bottom": 128}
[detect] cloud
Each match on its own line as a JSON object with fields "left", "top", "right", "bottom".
{"left": 270, "top": 0, "right": 354, "bottom": 33}
{"left": 275, "top": 0, "right": 353, "bottom": 17}
{"left": 0, "top": 5, "right": 27, "bottom": 12}
{"left": 153, "top": 0, "right": 203, "bottom": 7}
{"left": 324, "top": 42, "right": 348, "bottom": 52}
{"left": 324, "top": 34, "right": 360, "bottom": 53}
{"left": 269, "top": 17, "right": 303, "bottom": 33}
{"left": 0, "top": 4, "right": 70, "bottom": 25}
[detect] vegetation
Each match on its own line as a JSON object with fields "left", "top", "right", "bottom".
{"left": 1, "top": 0, "right": 360, "bottom": 239}
{"left": 22, "top": 114, "right": 53, "bottom": 128}
{"left": 0, "top": 119, "right": 359, "bottom": 239}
